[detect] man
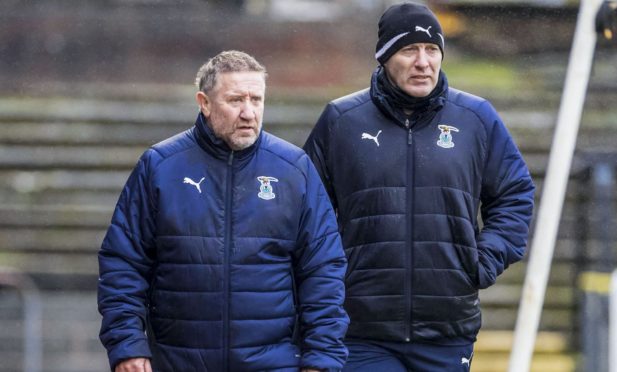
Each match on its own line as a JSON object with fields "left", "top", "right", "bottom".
{"left": 303, "top": 3, "right": 535, "bottom": 371}
{"left": 98, "top": 50, "right": 349, "bottom": 372}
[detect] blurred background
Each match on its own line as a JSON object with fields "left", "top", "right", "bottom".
{"left": 1, "top": 0, "right": 617, "bottom": 371}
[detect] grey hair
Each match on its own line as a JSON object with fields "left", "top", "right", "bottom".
{"left": 195, "top": 50, "right": 267, "bottom": 93}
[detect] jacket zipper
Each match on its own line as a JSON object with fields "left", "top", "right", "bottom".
{"left": 405, "top": 118, "right": 413, "bottom": 342}
{"left": 223, "top": 151, "right": 234, "bottom": 370}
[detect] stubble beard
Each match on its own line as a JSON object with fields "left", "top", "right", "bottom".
{"left": 227, "top": 122, "right": 261, "bottom": 151}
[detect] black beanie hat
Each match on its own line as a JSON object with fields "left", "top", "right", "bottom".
{"left": 375, "top": 2, "right": 444, "bottom": 64}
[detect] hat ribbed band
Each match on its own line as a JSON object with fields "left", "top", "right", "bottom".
{"left": 374, "top": 2, "right": 445, "bottom": 64}
{"left": 375, "top": 32, "right": 410, "bottom": 61}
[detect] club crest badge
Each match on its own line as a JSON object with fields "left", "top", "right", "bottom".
{"left": 436, "top": 125, "right": 459, "bottom": 149}
{"left": 257, "top": 176, "right": 279, "bottom": 200}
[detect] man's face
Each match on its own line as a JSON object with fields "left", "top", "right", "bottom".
{"left": 197, "top": 71, "right": 265, "bottom": 150}
{"left": 383, "top": 43, "right": 442, "bottom": 98}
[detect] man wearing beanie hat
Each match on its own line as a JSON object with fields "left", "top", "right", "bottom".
{"left": 304, "top": 2, "right": 535, "bottom": 371}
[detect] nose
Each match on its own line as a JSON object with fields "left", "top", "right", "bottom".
{"left": 239, "top": 101, "right": 256, "bottom": 121}
{"left": 415, "top": 50, "right": 429, "bottom": 69}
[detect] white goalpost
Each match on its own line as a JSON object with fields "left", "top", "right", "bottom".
{"left": 507, "top": 0, "right": 605, "bottom": 371}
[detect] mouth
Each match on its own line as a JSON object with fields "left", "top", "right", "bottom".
{"left": 235, "top": 125, "right": 256, "bottom": 134}
{"left": 410, "top": 75, "right": 430, "bottom": 82}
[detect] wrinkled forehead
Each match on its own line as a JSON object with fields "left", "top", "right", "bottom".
{"left": 214, "top": 71, "right": 266, "bottom": 95}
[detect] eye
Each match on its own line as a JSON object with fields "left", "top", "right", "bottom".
{"left": 251, "top": 96, "right": 263, "bottom": 103}
{"left": 427, "top": 46, "right": 440, "bottom": 54}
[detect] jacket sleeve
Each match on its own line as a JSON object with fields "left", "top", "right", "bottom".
{"left": 294, "top": 154, "right": 349, "bottom": 371}
{"left": 477, "top": 105, "right": 535, "bottom": 289}
{"left": 98, "top": 149, "right": 159, "bottom": 370}
{"left": 303, "top": 103, "right": 339, "bottom": 211}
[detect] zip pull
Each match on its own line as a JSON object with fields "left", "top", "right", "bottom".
{"left": 405, "top": 119, "right": 412, "bottom": 145}
{"left": 228, "top": 151, "right": 234, "bottom": 166}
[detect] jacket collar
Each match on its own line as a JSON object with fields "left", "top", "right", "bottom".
{"left": 370, "top": 66, "right": 448, "bottom": 127}
{"left": 193, "top": 112, "right": 262, "bottom": 161}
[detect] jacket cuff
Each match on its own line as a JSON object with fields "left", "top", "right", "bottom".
{"left": 301, "top": 353, "right": 345, "bottom": 372}
{"left": 107, "top": 338, "right": 152, "bottom": 371}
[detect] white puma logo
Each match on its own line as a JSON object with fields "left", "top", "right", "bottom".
{"left": 461, "top": 351, "right": 473, "bottom": 367}
{"left": 183, "top": 177, "right": 205, "bottom": 194}
{"left": 361, "top": 130, "right": 382, "bottom": 147}
{"left": 415, "top": 25, "right": 432, "bottom": 37}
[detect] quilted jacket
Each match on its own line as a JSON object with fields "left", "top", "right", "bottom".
{"left": 303, "top": 68, "right": 535, "bottom": 344}
{"left": 98, "top": 113, "right": 349, "bottom": 371}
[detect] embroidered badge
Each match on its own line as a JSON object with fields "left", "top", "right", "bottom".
{"left": 436, "top": 125, "right": 459, "bottom": 149}
{"left": 257, "top": 176, "right": 278, "bottom": 200}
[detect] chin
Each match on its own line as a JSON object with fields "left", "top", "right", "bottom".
{"left": 230, "top": 136, "right": 257, "bottom": 150}
{"left": 403, "top": 85, "right": 431, "bottom": 98}
{"left": 407, "top": 90, "right": 430, "bottom": 98}
{"left": 418, "top": 86, "right": 435, "bottom": 96}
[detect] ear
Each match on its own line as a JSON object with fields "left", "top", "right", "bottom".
{"left": 196, "top": 91, "right": 211, "bottom": 117}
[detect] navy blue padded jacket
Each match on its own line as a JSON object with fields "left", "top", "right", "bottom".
{"left": 98, "top": 113, "right": 349, "bottom": 371}
{"left": 303, "top": 69, "right": 535, "bottom": 344}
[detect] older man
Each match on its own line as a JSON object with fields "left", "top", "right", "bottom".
{"left": 98, "top": 50, "right": 348, "bottom": 372}
{"left": 303, "top": 2, "right": 535, "bottom": 371}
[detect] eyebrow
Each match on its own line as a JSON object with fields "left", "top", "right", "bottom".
{"left": 224, "top": 91, "right": 263, "bottom": 100}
